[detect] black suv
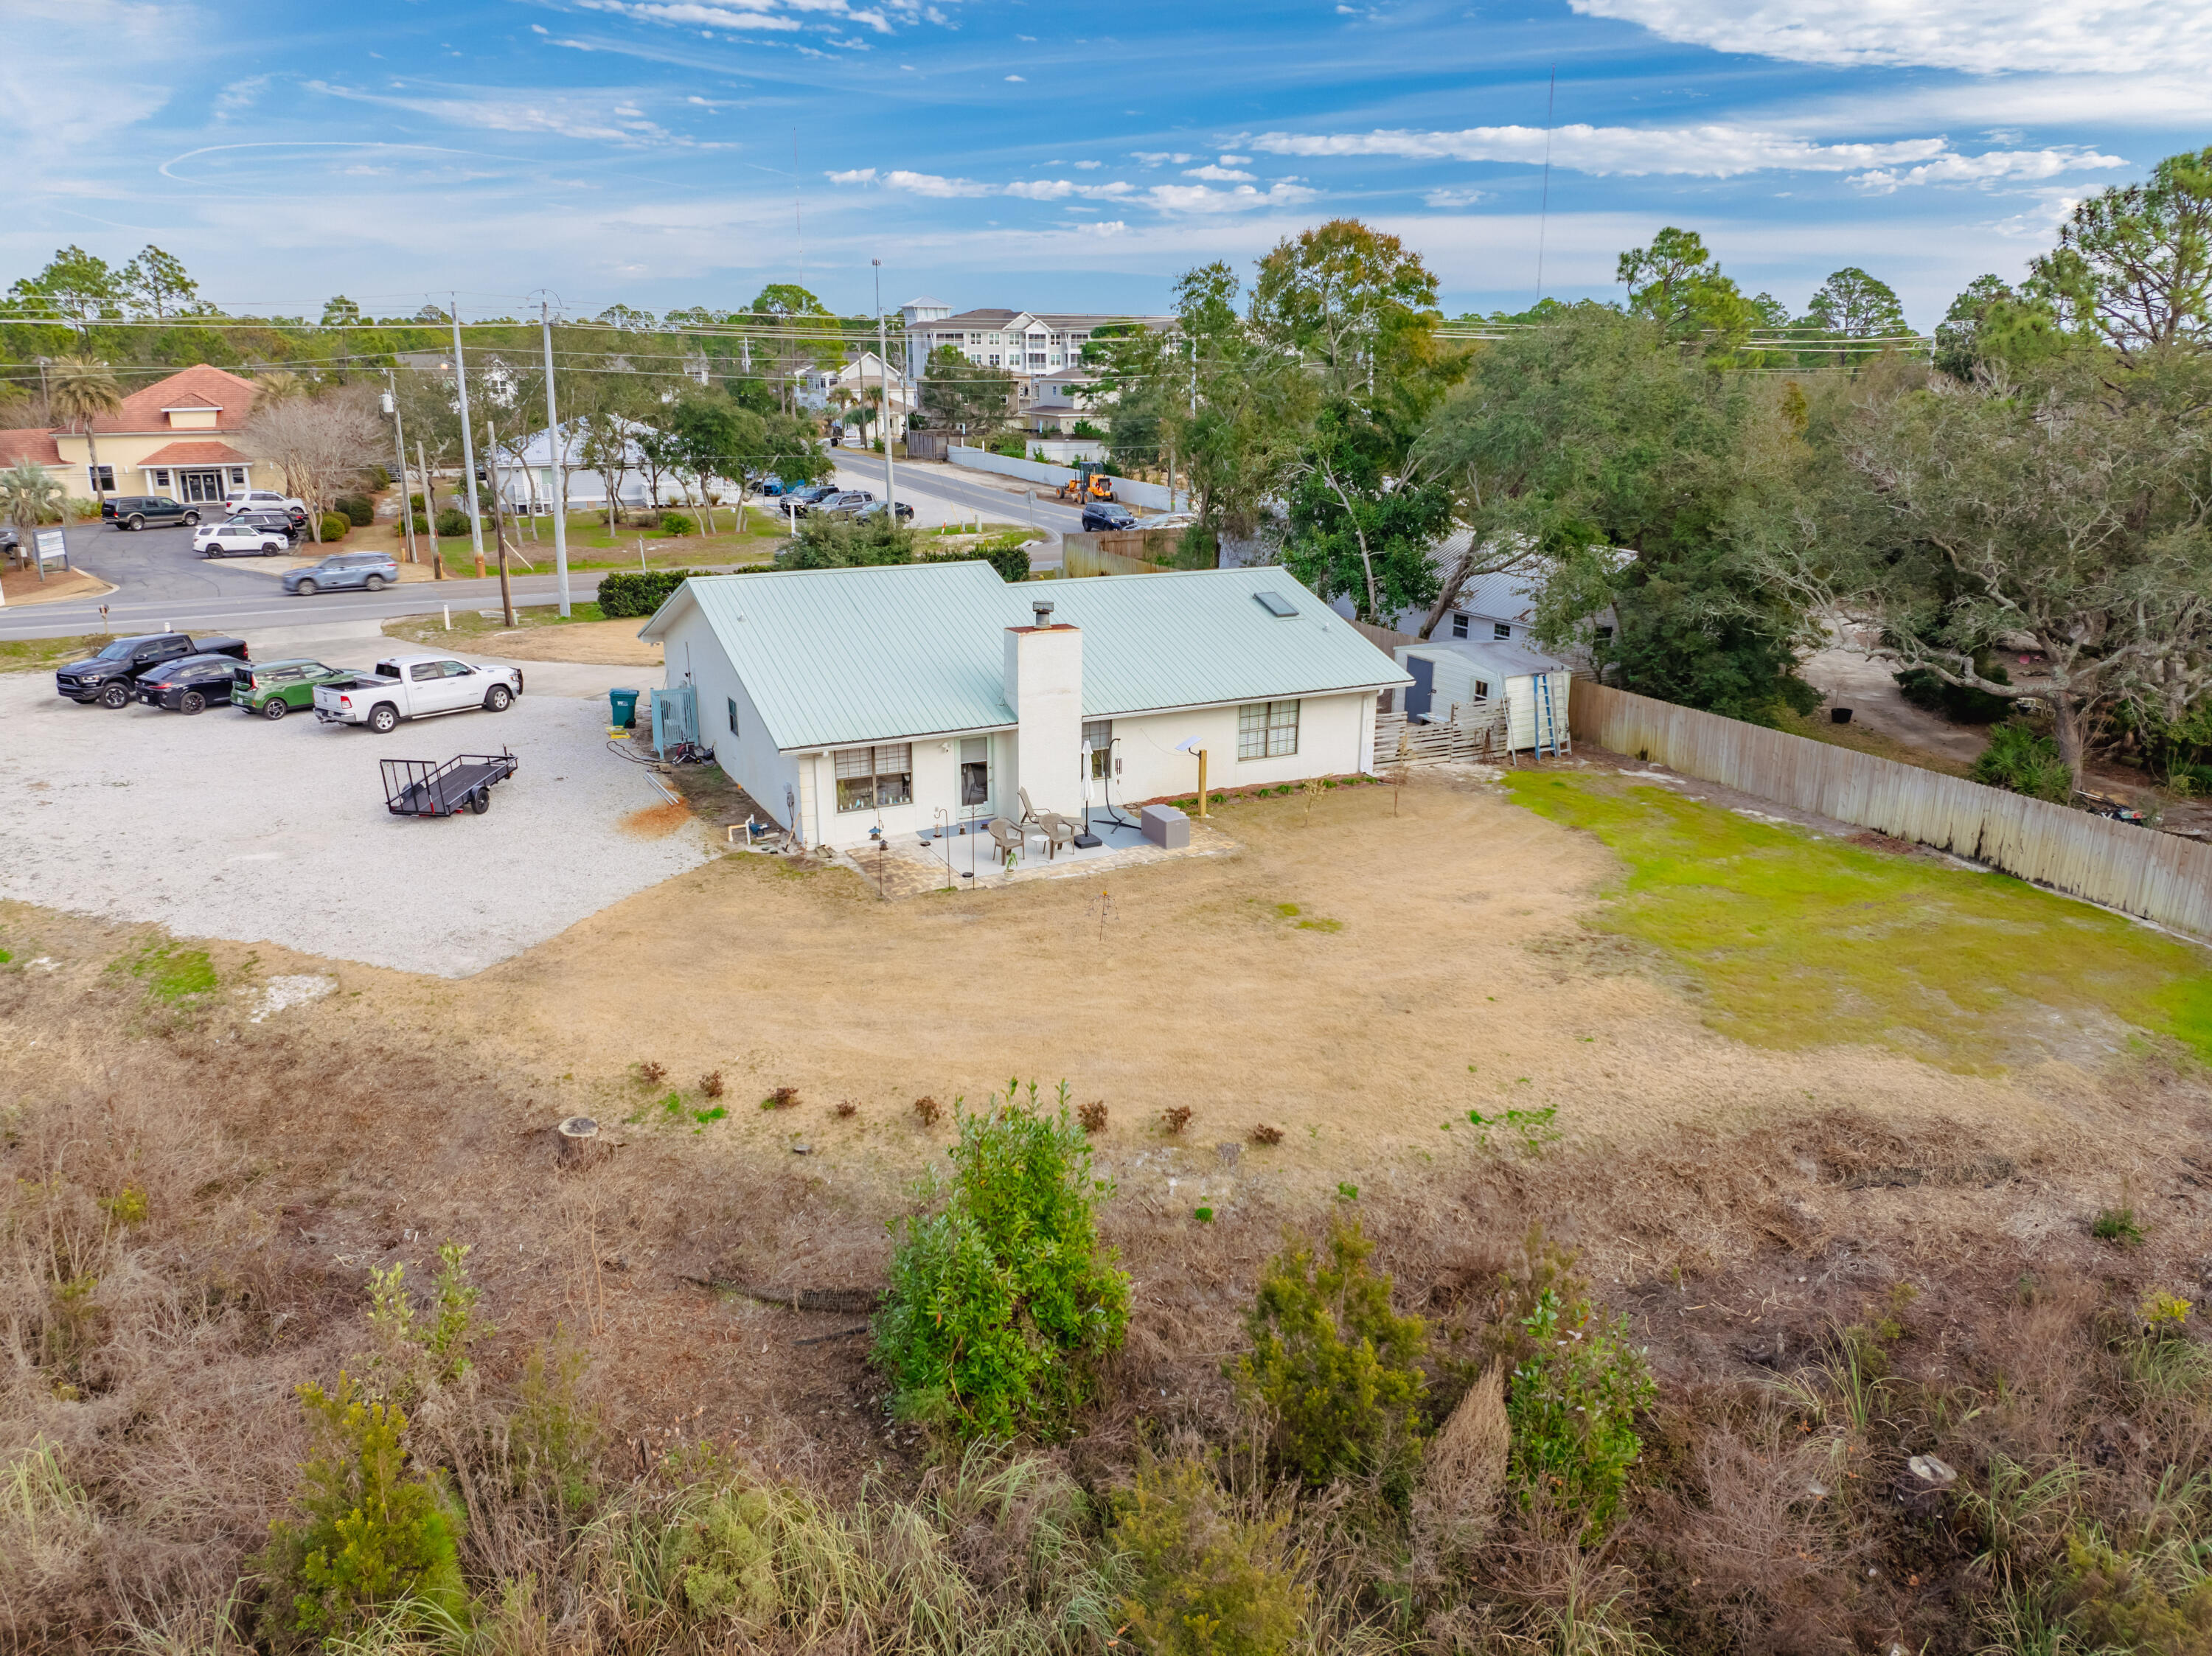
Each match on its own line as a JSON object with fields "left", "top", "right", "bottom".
{"left": 55, "top": 633, "right": 250, "bottom": 707}
{"left": 136, "top": 654, "right": 246, "bottom": 714}
{"left": 101, "top": 495, "right": 203, "bottom": 529}
{"left": 1080, "top": 501, "right": 1138, "bottom": 532}
{"left": 230, "top": 509, "right": 302, "bottom": 543}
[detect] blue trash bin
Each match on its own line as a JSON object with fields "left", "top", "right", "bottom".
{"left": 608, "top": 687, "right": 640, "bottom": 729}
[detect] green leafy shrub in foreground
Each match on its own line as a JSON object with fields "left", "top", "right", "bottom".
{"left": 597, "top": 568, "right": 705, "bottom": 618}
{"left": 334, "top": 493, "right": 375, "bottom": 527}
{"left": 318, "top": 512, "right": 351, "bottom": 543}
{"left": 433, "top": 507, "right": 471, "bottom": 538}
{"left": 1113, "top": 1456, "right": 1308, "bottom": 1656}
{"left": 1506, "top": 1285, "right": 1656, "bottom": 1540}
{"left": 256, "top": 1373, "right": 465, "bottom": 1646}
{"left": 1233, "top": 1213, "right": 1428, "bottom": 1492}
{"left": 873, "top": 1082, "right": 1130, "bottom": 1438}
{"left": 658, "top": 511, "right": 695, "bottom": 536}
{"left": 1972, "top": 720, "right": 2073, "bottom": 802}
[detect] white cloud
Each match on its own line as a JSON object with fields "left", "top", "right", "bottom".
{"left": 1851, "top": 147, "right": 2123, "bottom": 192}
{"left": 1182, "top": 163, "right": 1256, "bottom": 181}
{"left": 1566, "top": 0, "right": 2212, "bottom": 76}
{"left": 568, "top": 0, "right": 831, "bottom": 33}
{"left": 1073, "top": 159, "right": 1102, "bottom": 169}
{"left": 1218, "top": 153, "right": 1251, "bottom": 164}
{"left": 1078, "top": 220, "right": 1129, "bottom": 236}
{"left": 214, "top": 74, "right": 271, "bottom": 121}
{"left": 833, "top": 168, "right": 1135, "bottom": 202}
{"left": 1130, "top": 150, "right": 1194, "bottom": 166}
{"left": 306, "top": 80, "right": 703, "bottom": 147}
{"left": 1, "top": 0, "right": 182, "bottom": 179}
{"left": 1423, "top": 186, "right": 1489, "bottom": 207}
{"left": 1145, "top": 180, "right": 1317, "bottom": 213}
{"left": 1004, "top": 73, "right": 1024, "bottom": 80}
{"left": 1246, "top": 122, "right": 2127, "bottom": 181}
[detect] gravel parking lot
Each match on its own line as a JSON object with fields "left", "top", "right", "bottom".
{"left": 0, "top": 661, "right": 711, "bottom": 976}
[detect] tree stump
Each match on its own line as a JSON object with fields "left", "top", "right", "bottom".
{"left": 557, "top": 1116, "right": 604, "bottom": 1171}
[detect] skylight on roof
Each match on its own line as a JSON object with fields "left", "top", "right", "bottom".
{"left": 1253, "top": 590, "right": 1298, "bottom": 619}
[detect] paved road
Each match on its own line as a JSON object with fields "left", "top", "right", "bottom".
{"left": 1, "top": 518, "right": 601, "bottom": 641}
{"left": 830, "top": 458, "right": 1087, "bottom": 543}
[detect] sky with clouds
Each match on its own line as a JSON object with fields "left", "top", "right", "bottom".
{"left": 3, "top": 0, "right": 2206, "bottom": 328}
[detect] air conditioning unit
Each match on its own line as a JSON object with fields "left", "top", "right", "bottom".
{"left": 649, "top": 685, "right": 696, "bottom": 755}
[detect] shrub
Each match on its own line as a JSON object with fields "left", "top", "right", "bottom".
{"left": 434, "top": 507, "right": 471, "bottom": 538}
{"left": 408, "top": 512, "right": 430, "bottom": 535}
{"left": 256, "top": 1373, "right": 465, "bottom": 1647}
{"left": 1161, "top": 1104, "right": 1192, "bottom": 1135}
{"left": 1233, "top": 1214, "right": 1428, "bottom": 1489}
{"left": 1896, "top": 662, "right": 2013, "bottom": 724}
{"left": 659, "top": 512, "right": 695, "bottom": 536}
{"left": 66, "top": 496, "right": 100, "bottom": 521}
{"left": 597, "top": 568, "right": 703, "bottom": 618}
{"left": 780, "top": 513, "right": 914, "bottom": 568}
{"left": 924, "top": 540, "right": 1032, "bottom": 583}
{"left": 364, "top": 465, "right": 391, "bottom": 492}
{"left": 1077, "top": 1099, "right": 1107, "bottom": 1134}
{"left": 319, "top": 513, "right": 351, "bottom": 542}
{"left": 334, "top": 493, "right": 375, "bottom": 527}
{"left": 1113, "top": 1457, "right": 1308, "bottom": 1656}
{"left": 913, "top": 1094, "right": 942, "bottom": 1126}
{"left": 1973, "top": 720, "right": 2073, "bottom": 802}
{"left": 700, "top": 1070, "right": 725, "bottom": 1099}
{"left": 873, "top": 1081, "right": 1130, "bottom": 1438}
{"left": 1506, "top": 1284, "right": 1655, "bottom": 1540}
{"left": 1249, "top": 1123, "right": 1283, "bottom": 1147}
{"left": 366, "top": 1242, "right": 487, "bottom": 1395}
{"left": 2093, "top": 1206, "right": 2146, "bottom": 1247}
{"left": 992, "top": 435, "right": 1029, "bottom": 459}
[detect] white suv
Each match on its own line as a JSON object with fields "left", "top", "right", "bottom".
{"left": 224, "top": 487, "right": 306, "bottom": 515}
{"left": 195, "top": 519, "right": 292, "bottom": 557}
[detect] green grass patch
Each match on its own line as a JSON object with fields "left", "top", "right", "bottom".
{"left": 1502, "top": 772, "right": 2212, "bottom": 1069}
{"left": 111, "top": 939, "right": 218, "bottom": 1003}
{"left": 0, "top": 634, "right": 114, "bottom": 675}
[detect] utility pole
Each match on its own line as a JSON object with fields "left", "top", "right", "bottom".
{"left": 383, "top": 372, "right": 416, "bottom": 565}
{"left": 486, "top": 419, "right": 515, "bottom": 626}
{"left": 873, "top": 258, "right": 896, "bottom": 521}
{"left": 540, "top": 297, "right": 571, "bottom": 617}
{"left": 450, "top": 297, "right": 487, "bottom": 579}
{"left": 419, "top": 439, "right": 443, "bottom": 580}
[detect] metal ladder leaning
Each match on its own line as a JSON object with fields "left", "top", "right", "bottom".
{"left": 1532, "top": 672, "right": 1568, "bottom": 759}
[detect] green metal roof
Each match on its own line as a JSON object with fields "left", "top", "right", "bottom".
{"left": 641, "top": 561, "right": 1408, "bottom": 753}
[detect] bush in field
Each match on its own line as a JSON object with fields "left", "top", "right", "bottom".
{"left": 922, "top": 539, "right": 1033, "bottom": 584}
{"left": 873, "top": 1082, "right": 1130, "bottom": 1438}
{"left": 1972, "top": 720, "right": 2074, "bottom": 802}
{"left": 256, "top": 1373, "right": 465, "bottom": 1646}
{"left": 1506, "top": 1285, "right": 1655, "bottom": 1540}
{"left": 364, "top": 465, "right": 391, "bottom": 492}
{"left": 659, "top": 511, "right": 695, "bottom": 536}
{"left": 1113, "top": 1457, "right": 1307, "bottom": 1656}
{"left": 333, "top": 493, "right": 374, "bottom": 526}
{"left": 598, "top": 568, "right": 704, "bottom": 618}
{"left": 318, "top": 512, "right": 350, "bottom": 542}
{"left": 434, "top": 507, "right": 470, "bottom": 538}
{"left": 1234, "top": 1213, "right": 1428, "bottom": 1492}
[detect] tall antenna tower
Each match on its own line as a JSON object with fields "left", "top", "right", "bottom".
{"left": 1534, "top": 66, "right": 1557, "bottom": 307}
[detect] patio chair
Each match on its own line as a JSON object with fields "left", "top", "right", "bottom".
{"left": 1017, "top": 787, "right": 1043, "bottom": 828}
{"left": 987, "top": 816, "right": 1026, "bottom": 870}
{"left": 1036, "top": 811, "right": 1082, "bottom": 860}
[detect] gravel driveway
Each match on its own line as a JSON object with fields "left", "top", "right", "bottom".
{"left": 0, "top": 667, "right": 711, "bottom": 976}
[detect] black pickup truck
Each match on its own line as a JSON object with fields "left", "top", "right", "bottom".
{"left": 56, "top": 633, "right": 250, "bottom": 708}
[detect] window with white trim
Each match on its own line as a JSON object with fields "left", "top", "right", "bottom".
{"left": 152, "top": 469, "right": 171, "bottom": 488}
{"left": 1451, "top": 612, "right": 1468, "bottom": 639}
{"left": 959, "top": 737, "right": 990, "bottom": 807}
{"left": 88, "top": 465, "right": 114, "bottom": 492}
{"left": 229, "top": 467, "right": 248, "bottom": 484}
{"left": 1493, "top": 621, "right": 1512, "bottom": 640}
{"left": 1237, "top": 700, "right": 1299, "bottom": 760}
{"left": 834, "top": 743, "right": 912, "bottom": 811}
{"left": 1083, "top": 719, "right": 1113, "bottom": 779}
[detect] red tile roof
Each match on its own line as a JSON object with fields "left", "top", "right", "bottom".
{"left": 0, "top": 428, "right": 64, "bottom": 466}
{"left": 90, "top": 363, "right": 258, "bottom": 434}
{"left": 137, "top": 440, "right": 254, "bottom": 467}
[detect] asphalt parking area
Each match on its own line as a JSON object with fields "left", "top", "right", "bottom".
{"left": 0, "top": 667, "right": 712, "bottom": 976}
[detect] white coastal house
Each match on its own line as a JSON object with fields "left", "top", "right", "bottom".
{"left": 792, "top": 351, "right": 913, "bottom": 435}
{"left": 486, "top": 419, "right": 742, "bottom": 515}
{"left": 637, "top": 562, "right": 1411, "bottom": 850}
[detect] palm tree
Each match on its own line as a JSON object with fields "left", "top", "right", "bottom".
{"left": 46, "top": 356, "right": 123, "bottom": 498}
{"left": 0, "top": 459, "right": 66, "bottom": 582}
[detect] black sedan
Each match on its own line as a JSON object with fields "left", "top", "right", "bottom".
{"left": 136, "top": 654, "right": 247, "bottom": 714}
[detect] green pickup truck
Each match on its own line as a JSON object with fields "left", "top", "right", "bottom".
{"left": 230, "top": 659, "right": 361, "bottom": 720}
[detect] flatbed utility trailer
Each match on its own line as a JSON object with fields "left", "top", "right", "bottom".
{"left": 381, "top": 750, "right": 519, "bottom": 818}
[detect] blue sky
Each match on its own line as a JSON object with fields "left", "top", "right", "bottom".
{"left": 6, "top": 0, "right": 2207, "bottom": 328}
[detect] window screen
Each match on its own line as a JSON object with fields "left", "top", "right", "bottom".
{"left": 959, "top": 737, "right": 990, "bottom": 808}
{"left": 835, "top": 743, "right": 912, "bottom": 812}
{"left": 1237, "top": 700, "right": 1300, "bottom": 760}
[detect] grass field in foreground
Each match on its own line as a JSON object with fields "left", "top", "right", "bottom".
{"left": 1504, "top": 771, "right": 2212, "bottom": 1070}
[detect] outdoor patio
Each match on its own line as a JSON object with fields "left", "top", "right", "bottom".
{"left": 827, "top": 807, "right": 1238, "bottom": 898}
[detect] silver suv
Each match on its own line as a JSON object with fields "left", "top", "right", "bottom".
{"left": 281, "top": 552, "right": 400, "bottom": 595}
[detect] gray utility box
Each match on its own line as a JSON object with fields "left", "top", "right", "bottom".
{"left": 1140, "top": 804, "right": 1190, "bottom": 849}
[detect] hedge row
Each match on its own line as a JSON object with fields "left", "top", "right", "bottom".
{"left": 597, "top": 568, "right": 704, "bottom": 618}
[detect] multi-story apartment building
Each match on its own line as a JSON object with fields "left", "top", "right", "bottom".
{"left": 898, "top": 299, "right": 1172, "bottom": 415}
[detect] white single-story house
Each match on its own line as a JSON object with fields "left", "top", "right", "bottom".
{"left": 1392, "top": 638, "right": 1573, "bottom": 754}
{"left": 638, "top": 563, "right": 1413, "bottom": 849}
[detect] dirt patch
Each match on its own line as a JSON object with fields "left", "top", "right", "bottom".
{"left": 462, "top": 619, "right": 663, "bottom": 667}
{"left": 619, "top": 796, "right": 693, "bottom": 838}
{"left": 0, "top": 564, "right": 114, "bottom": 607}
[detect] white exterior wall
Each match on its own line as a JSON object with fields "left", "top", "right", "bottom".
{"left": 662, "top": 608, "right": 801, "bottom": 831}
{"left": 1004, "top": 625, "right": 1085, "bottom": 818}
{"left": 1102, "top": 690, "right": 1379, "bottom": 804}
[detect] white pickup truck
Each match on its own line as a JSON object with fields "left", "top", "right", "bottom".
{"left": 313, "top": 654, "right": 524, "bottom": 734}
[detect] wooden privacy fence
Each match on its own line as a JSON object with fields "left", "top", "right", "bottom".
{"left": 1569, "top": 680, "right": 2212, "bottom": 942}
{"left": 1374, "top": 701, "right": 1514, "bottom": 769}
